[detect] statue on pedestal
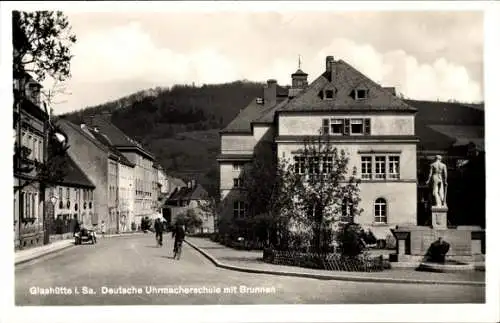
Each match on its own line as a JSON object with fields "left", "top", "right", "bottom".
{"left": 426, "top": 155, "right": 448, "bottom": 207}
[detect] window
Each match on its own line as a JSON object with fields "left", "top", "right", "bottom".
{"left": 374, "top": 198, "right": 387, "bottom": 224}
{"left": 388, "top": 156, "right": 400, "bottom": 179}
{"left": 27, "top": 135, "right": 33, "bottom": 158}
{"left": 322, "top": 119, "right": 344, "bottom": 135}
{"left": 356, "top": 89, "right": 367, "bottom": 100}
{"left": 232, "top": 162, "right": 244, "bottom": 171}
{"left": 308, "top": 157, "right": 321, "bottom": 175}
{"left": 374, "top": 156, "right": 386, "bottom": 179}
{"left": 233, "top": 201, "right": 246, "bottom": 218}
{"left": 330, "top": 119, "right": 343, "bottom": 135}
{"left": 58, "top": 187, "right": 63, "bottom": 200}
{"left": 66, "top": 188, "right": 70, "bottom": 200}
{"left": 294, "top": 156, "right": 307, "bottom": 174}
{"left": 325, "top": 90, "right": 334, "bottom": 99}
{"left": 322, "top": 119, "right": 329, "bottom": 135}
{"left": 33, "top": 138, "right": 38, "bottom": 160}
{"left": 322, "top": 156, "right": 333, "bottom": 174}
{"left": 38, "top": 139, "right": 43, "bottom": 161}
{"left": 350, "top": 119, "right": 364, "bottom": 135}
{"left": 361, "top": 156, "right": 372, "bottom": 179}
{"left": 26, "top": 192, "right": 31, "bottom": 218}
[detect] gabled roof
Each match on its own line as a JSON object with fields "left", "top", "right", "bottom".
{"left": 279, "top": 59, "right": 416, "bottom": 113}
{"left": 89, "top": 128, "right": 135, "bottom": 167}
{"left": 254, "top": 98, "right": 289, "bottom": 124}
{"left": 86, "top": 117, "right": 155, "bottom": 160}
{"left": 58, "top": 119, "right": 110, "bottom": 153}
{"left": 220, "top": 99, "right": 268, "bottom": 134}
{"left": 167, "top": 183, "right": 208, "bottom": 202}
{"left": 54, "top": 152, "right": 95, "bottom": 188}
{"left": 167, "top": 176, "right": 187, "bottom": 188}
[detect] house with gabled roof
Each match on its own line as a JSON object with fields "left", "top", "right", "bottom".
{"left": 57, "top": 118, "right": 121, "bottom": 233}
{"left": 81, "top": 115, "right": 157, "bottom": 229}
{"left": 218, "top": 55, "right": 419, "bottom": 240}
{"left": 45, "top": 152, "right": 96, "bottom": 240}
{"left": 164, "top": 180, "right": 215, "bottom": 233}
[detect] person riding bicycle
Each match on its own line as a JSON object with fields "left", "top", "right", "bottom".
{"left": 172, "top": 223, "right": 186, "bottom": 260}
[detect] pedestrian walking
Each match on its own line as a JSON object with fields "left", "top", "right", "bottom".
{"left": 154, "top": 218, "right": 164, "bottom": 247}
{"left": 100, "top": 220, "right": 106, "bottom": 238}
{"left": 172, "top": 223, "right": 185, "bottom": 260}
{"left": 71, "top": 214, "right": 80, "bottom": 236}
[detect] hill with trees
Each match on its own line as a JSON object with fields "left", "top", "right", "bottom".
{"left": 61, "top": 81, "right": 264, "bottom": 195}
{"left": 62, "top": 81, "right": 484, "bottom": 197}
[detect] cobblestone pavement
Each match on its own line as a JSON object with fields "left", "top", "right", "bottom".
{"left": 15, "top": 234, "right": 485, "bottom": 305}
{"left": 186, "top": 237, "right": 486, "bottom": 283}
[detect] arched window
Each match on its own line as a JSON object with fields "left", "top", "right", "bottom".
{"left": 374, "top": 198, "right": 387, "bottom": 224}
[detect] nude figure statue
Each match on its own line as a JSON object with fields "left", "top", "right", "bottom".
{"left": 426, "top": 155, "right": 448, "bottom": 207}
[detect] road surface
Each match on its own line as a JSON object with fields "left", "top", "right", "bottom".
{"left": 15, "top": 234, "right": 485, "bottom": 305}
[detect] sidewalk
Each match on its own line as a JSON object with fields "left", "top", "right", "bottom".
{"left": 185, "top": 237, "right": 485, "bottom": 286}
{"left": 15, "top": 231, "right": 143, "bottom": 265}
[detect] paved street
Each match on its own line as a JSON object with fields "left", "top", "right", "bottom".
{"left": 15, "top": 234, "right": 485, "bottom": 305}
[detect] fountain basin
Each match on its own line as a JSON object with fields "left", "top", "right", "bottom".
{"left": 416, "top": 260, "right": 474, "bottom": 273}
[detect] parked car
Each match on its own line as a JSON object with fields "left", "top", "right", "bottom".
{"left": 74, "top": 228, "right": 97, "bottom": 245}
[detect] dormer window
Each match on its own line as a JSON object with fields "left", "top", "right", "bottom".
{"left": 350, "top": 88, "right": 369, "bottom": 100}
{"left": 325, "top": 90, "right": 334, "bottom": 99}
{"left": 355, "top": 89, "right": 367, "bottom": 100}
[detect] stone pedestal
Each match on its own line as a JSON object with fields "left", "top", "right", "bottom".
{"left": 391, "top": 225, "right": 485, "bottom": 263}
{"left": 431, "top": 206, "right": 448, "bottom": 229}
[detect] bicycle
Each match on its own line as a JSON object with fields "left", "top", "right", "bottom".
{"left": 173, "top": 240, "right": 183, "bottom": 260}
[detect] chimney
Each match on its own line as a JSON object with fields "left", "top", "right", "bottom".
{"left": 383, "top": 87, "right": 396, "bottom": 96}
{"left": 187, "top": 180, "right": 192, "bottom": 189}
{"left": 325, "top": 56, "right": 335, "bottom": 82}
{"left": 80, "top": 124, "right": 86, "bottom": 129}
{"left": 263, "top": 79, "right": 277, "bottom": 106}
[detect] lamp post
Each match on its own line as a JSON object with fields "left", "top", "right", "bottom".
{"left": 43, "top": 195, "right": 58, "bottom": 245}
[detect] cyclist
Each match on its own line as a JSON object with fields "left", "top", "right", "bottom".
{"left": 172, "top": 223, "right": 186, "bottom": 260}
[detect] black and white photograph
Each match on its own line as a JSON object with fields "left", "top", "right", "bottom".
{"left": 2, "top": 1, "right": 499, "bottom": 323}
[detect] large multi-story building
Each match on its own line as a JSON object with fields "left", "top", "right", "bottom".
{"left": 13, "top": 72, "right": 48, "bottom": 249}
{"left": 88, "top": 127, "right": 136, "bottom": 232}
{"left": 58, "top": 119, "right": 123, "bottom": 233}
{"left": 82, "top": 117, "right": 157, "bottom": 226}
{"left": 218, "top": 55, "right": 419, "bottom": 239}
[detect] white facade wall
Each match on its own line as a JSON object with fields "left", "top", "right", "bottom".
{"left": 118, "top": 163, "right": 135, "bottom": 231}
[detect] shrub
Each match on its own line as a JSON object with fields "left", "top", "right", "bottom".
{"left": 385, "top": 234, "right": 397, "bottom": 249}
{"left": 336, "top": 223, "right": 365, "bottom": 257}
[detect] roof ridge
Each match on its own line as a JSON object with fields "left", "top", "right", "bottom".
{"left": 62, "top": 120, "right": 110, "bottom": 153}
{"left": 337, "top": 60, "right": 416, "bottom": 111}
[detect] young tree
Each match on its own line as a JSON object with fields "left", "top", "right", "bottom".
{"left": 282, "top": 133, "right": 363, "bottom": 252}
{"left": 13, "top": 11, "right": 76, "bottom": 193}
{"left": 242, "top": 141, "right": 296, "bottom": 247}
{"left": 175, "top": 209, "right": 203, "bottom": 233}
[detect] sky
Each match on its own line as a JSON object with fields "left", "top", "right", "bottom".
{"left": 41, "top": 10, "right": 483, "bottom": 115}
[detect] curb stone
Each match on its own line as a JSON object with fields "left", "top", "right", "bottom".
{"left": 185, "top": 239, "right": 485, "bottom": 287}
{"left": 15, "top": 242, "right": 75, "bottom": 266}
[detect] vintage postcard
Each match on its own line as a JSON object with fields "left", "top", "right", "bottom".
{"left": 1, "top": 1, "right": 498, "bottom": 323}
